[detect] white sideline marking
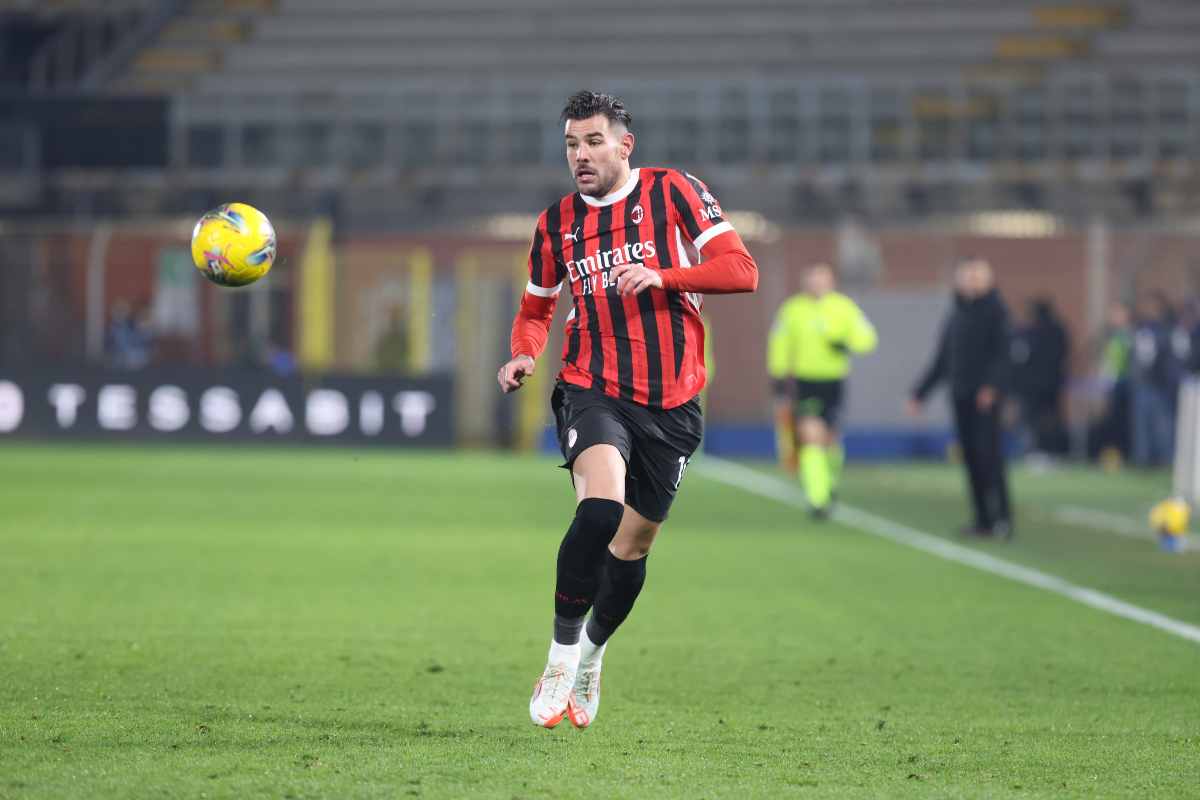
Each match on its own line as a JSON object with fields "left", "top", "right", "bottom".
{"left": 696, "top": 457, "right": 1200, "bottom": 647}
{"left": 1054, "top": 505, "right": 1154, "bottom": 541}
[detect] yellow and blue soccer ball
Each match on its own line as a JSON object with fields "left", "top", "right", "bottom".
{"left": 190, "top": 202, "right": 276, "bottom": 287}
{"left": 1149, "top": 497, "right": 1190, "bottom": 552}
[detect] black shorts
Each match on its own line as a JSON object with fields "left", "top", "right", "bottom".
{"left": 789, "top": 379, "right": 845, "bottom": 427}
{"left": 551, "top": 381, "right": 704, "bottom": 523}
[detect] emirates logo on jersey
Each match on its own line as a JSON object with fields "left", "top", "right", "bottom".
{"left": 565, "top": 239, "right": 658, "bottom": 293}
{"left": 631, "top": 204, "right": 644, "bottom": 224}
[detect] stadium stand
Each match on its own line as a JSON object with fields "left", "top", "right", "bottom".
{"left": 5, "top": 1, "right": 1200, "bottom": 221}
{"left": 0, "top": 0, "right": 178, "bottom": 90}
{"left": 130, "top": 1, "right": 1134, "bottom": 91}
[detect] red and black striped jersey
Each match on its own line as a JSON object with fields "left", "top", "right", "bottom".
{"left": 522, "top": 167, "right": 735, "bottom": 410}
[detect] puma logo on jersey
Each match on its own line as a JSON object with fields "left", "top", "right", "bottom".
{"left": 564, "top": 227, "right": 582, "bottom": 242}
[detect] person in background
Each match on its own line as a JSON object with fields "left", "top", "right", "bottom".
{"left": 1129, "top": 291, "right": 1174, "bottom": 467}
{"left": 1091, "top": 300, "right": 1133, "bottom": 463}
{"left": 767, "top": 263, "right": 877, "bottom": 518}
{"left": 908, "top": 257, "right": 1013, "bottom": 539}
{"left": 264, "top": 342, "right": 297, "bottom": 377}
{"left": 373, "top": 306, "right": 411, "bottom": 374}
{"left": 1009, "top": 297, "right": 1070, "bottom": 458}
{"left": 105, "top": 299, "right": 153, "bottom": 370}
{"left": 1167, "top": 298, "right": 1199, "bottom": 404}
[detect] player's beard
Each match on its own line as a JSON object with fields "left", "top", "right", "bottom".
{"left": 574, "top": 164, "right": 616, "bottom": 197}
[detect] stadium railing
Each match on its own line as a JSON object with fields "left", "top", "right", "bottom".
{"left": 169, "top": 71, "right": 1200, "bottom": 171}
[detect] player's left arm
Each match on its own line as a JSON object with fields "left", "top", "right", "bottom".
{"left": 843, "top": 299, "right": 879, "bottom": 355}
{"left": 612, "top": 171, "right": 758, "bottom": 296}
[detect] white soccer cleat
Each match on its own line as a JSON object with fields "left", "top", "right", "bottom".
{"left": 529, "top": 661, "right": 577, "bottom": 728}
{"left": 567, "top": 662, "right": 602, "bottom": 728}
{"left": 567, "top": 631, "right": 606, "bottom": 729}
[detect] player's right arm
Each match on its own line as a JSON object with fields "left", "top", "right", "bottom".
{"left": 501, "top": 211, "right": 564, "bottom": 394}
{"left": 910, "top": 317, "right": 951, "bottom": 411}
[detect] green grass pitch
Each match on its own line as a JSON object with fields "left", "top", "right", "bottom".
{"left": 2, "top": 444, "right": 1198, "bottom": 798}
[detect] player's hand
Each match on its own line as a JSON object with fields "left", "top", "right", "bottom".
{"left": 498, "top": 355, "right": 535, "bottom": 393}
{"left": 976, "top": 385, "right": 996, "bottom": 412}
{"left": 906, "top": 397, "right": 924, "bottom": 418}
{"left": 610, "top": 263, "right": 663, "bottom": 296}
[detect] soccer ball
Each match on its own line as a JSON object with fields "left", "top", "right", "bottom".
{"left": 190, "top": 202, "right": 277, "bottom": 287}
{"left": 1149, "top": 497, "right": 1189, "bottom": 552}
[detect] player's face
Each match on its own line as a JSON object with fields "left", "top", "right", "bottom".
{"left": 805, "top": 265, "right": 835, "bottom": 297}
{"left": 565, "top": 115, "right": 634, "bottom": 197}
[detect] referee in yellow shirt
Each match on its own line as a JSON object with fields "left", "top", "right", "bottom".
{"left": 768, "top": 263, "right": 878, "bottom": 518}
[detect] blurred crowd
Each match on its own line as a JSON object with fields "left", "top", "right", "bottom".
{"left": 1009, "top": 298, "right": 1070, "bottom": 460}
{"left": 102, "top": 296, "right": 298, "bottom": 377}
{"left": 1008, "top": 289, "right": 1200, "bottom": 470}
{"left": 1089, "top": 291, "right": 1200, "bottom": 469}
{"left": 103, "top": 300, "right": 154, "bottom": 371}
{"left": 101, "top": 285, "right": 1196, "bottom": 472}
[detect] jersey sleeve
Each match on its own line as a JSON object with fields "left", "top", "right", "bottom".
{"left": 526, "top": 211, "right": 564, "bottom": 296}
{"left": 656, "top": 169, "right": 757, "bottom": 294}
{"left": 510, "top": 211, "right": 563, "bottom": 359}
{"left": 843, "top": 299, "right": 879, "bottom": 355}
{"left": 667, "top": 170, "right": 735, "bottom": 252}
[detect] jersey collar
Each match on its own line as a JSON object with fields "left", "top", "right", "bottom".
{"left": 579, "top": 168, "right": 640, "bottom": 207}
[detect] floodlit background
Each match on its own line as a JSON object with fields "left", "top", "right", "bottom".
{"left": 2, "top": 2, "right": 1199, "bottom": 798}
{"left": 4, "top": 0, "right": 1200, "bottom": 457}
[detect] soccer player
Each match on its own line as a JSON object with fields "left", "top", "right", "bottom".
{"left": 498, "top": 91, "right": 759, "bottom": 729}
{"left": 767, "top": 263, "right": 877, "bottom": 518}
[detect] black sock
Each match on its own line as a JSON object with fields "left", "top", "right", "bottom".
{"left": 586, "top": 551, "right": 647, "bottom": 646}
{"left": 553, "top": 615, "right": 584, "bottom": 645}
{"left": 553, "top": 498, "right": 624, "bottom": 642}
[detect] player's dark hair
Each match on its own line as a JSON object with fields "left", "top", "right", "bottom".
{"left": 561, "top": 90, "right": 633, "bottom": 130}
